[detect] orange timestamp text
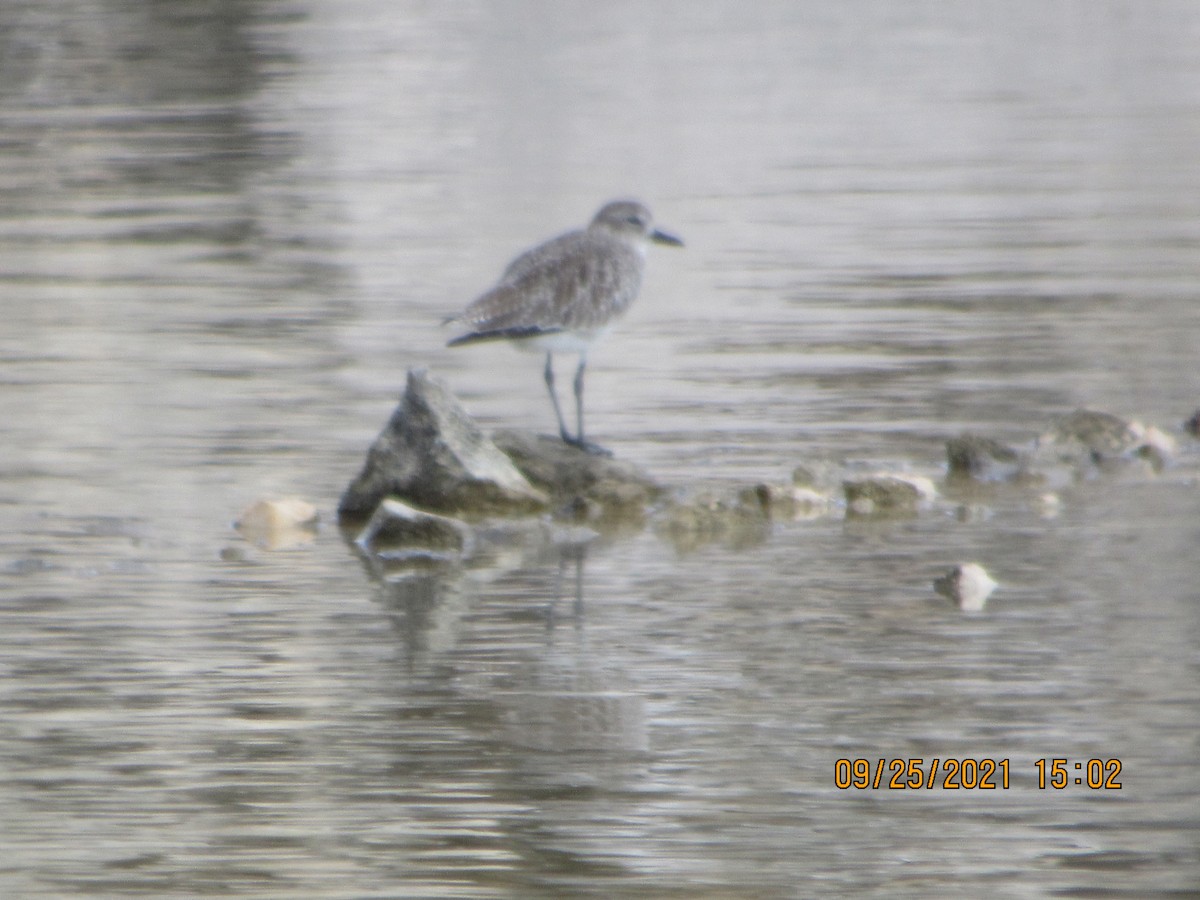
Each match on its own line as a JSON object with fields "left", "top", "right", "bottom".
{"left": 834, "top": 757, "right": 1123, "bottom": 790}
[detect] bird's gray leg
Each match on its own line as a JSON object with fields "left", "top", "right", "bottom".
{"left": 544, "top": 353, "right": 572, "bottom": 444}
{"left": 573, "top": 355, "right": 587, "bottom": 446}
{"left": 570, "top": 355, "right": 611, "bottom": 456}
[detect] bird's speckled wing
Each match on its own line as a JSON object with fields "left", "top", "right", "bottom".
{"left": 449, "top": 230, "right": 645, "bottom": 340}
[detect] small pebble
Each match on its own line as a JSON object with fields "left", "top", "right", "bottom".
{"left": 236, "top": 497, "right": 319, "bottom": 550}
{"left": 1184, "top": 410, "right": 1200, "bottom": 437}
{"left": 933, "top": 563, "right": 998, "bottom": 612}
{"left": 1036, "top": 493, "right": 1062, "bottom": 520}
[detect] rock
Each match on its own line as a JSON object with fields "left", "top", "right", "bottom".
{"left": 235, "top": 497, "right": 319, "bottom": 549}
{"left": 791, "top": 464, "right": 819, "bottom": 488}
{"left": 1129, "top": 423, "right": 1176, "bottom": 472}
{"left": 337, "top": 369, "right": 548, "bottom": 522}
{"left": 1034, "top": 408, "right": 1174, "bottom": 473}
{"left": 1185, "top": 410, "right": 1200, "bottom": 438}
{"left": 656, "top": 489, "right": 770, "bottom": 553}
{"left": 945, "top": 412, "right": 1175, "bottom": 489}
{"left": 946, "top": 432, "right": 1021, "bottom": 481}
{"left": 1035, "top": 409, "right": 1140, "bottom": 464}
{"left": 491, "top": 429, "right": 662, "bottom": 527}
{"left": 1035, "top": 492, "right": 1063, "bottom": 520}
{"left": 789, "top": 486, "right": 835, "bottom": 519}
{"left": 933, "top": 563, "right": 998, "bottom": 612}
{"left": 736, "top": 483, "right": 774, "bottom": 514}
{"left": 843, "top": 474, "right": 937, "bottom": 516}
{"left": 737, "top": 482, "right": 834, "bottom": 521}
{"left": 355, "top": 498, "right": 472, "bottom": 560}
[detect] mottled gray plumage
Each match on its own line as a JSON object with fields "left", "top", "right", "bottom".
{"left": 446, "top": 199, "right": 682, "bottom": 453}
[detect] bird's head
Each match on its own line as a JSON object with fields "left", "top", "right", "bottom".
{"left": 590, "top": 200, "right": 684, "bottom": 247}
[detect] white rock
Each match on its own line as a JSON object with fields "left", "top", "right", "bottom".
{"left": 1131, "top": 422, "right": 1177, "bottom": 469}
{"left": 843, "top": 473, "right": 937, "bottom": 516}
{"left": 235, "top": 497, "right": 319, "bottom": 550}
{"left": 934, "top": 563, "right": 998, "bottom": 612}
{"left": 1036, "top": 493, "right": 1063, "bottom": 520}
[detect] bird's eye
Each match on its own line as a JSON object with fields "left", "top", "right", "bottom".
{"left": 625, "top": 215, "right": 645, "bottom": 227}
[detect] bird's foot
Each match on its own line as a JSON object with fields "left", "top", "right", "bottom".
{"left": 562, "top": 434, "right": 613, "bottom": 457}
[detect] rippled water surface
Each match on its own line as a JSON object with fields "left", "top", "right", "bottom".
{"left": 2, "top": 2, "right": 1199, "bottom": 897}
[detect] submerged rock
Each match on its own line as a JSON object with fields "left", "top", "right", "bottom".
{"left": 933, "top": 563, "right": 998, "bottom": 612}
{"left": 737, "top": 481, "right": 835, "bottom": 521}
{"left": 1129, "top": 423, "right": 1177, "bottom": 471}
{"left": 1034, "top": 408, "right": 1175, "bottom": 473}
{"left": 1185, "top": 410, "right": 1200, "bottom": 438}
{"left": 1035, "top": 492, "right": 1063, "bottom": 520}
{"left": 337, "top": 369, "right": 548, "bottom": 522}
{"left": 355, "top": 498, "right": 472, "bottom": 560}
{"left": 235, "top": 497, "right": 319, "bottom": 550}
{"left": 843, "top": 474, "right": 937, "bottom": 517}
{"left": 945, "top": 432, "right": 1022, "bottom": 482}
{"left": 946, "top": 409, "right": 1177, "bottom": 493}
{"left": 1038, "top": 408, "right": 1138, "bottom": 460}
{"left": 656, "top": 489, "right": 771, "bottom": 553}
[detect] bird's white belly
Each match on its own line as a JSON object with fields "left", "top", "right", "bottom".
{"left": 512, "top": 326, "right": 611, "bottom": 356}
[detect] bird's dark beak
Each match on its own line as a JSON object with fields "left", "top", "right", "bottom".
{"left": 651, "top": 228, "right": 684, "bottom": 247}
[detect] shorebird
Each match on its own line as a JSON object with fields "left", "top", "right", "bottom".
{"left": 445, "top": 199, "right": 683, "bottom": 454}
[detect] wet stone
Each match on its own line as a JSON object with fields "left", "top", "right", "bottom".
{"left": 355, "top": 498, "right": 472, "bottom": 560}
{"left": 491, "top": 428, "right": 663, "bottom": 527}
{"left": 1036, "top": 408, "right": 1142, "bottom": 464}
{"left": 337, "top": 368, "right": 549, "bottom": 523}
{"left": 843, "top": 474, "right": 936, "bottom": 517}
{"left": 933, "top": 563, "right": 998, "bottom": 612}
{"left": 1185, "top": 409, "right": 1200, "bottom": 438}
{"left": 737, "top": 482, "right": 834, "bottom": 521}
{"left": 946, "top": 432, "right": 1022, "bottom": 482}
{"left": 235, "top": 497, "right": 319, "bottom": 550}
{"left": 656, "top": 490, "right": 771, "bottom": 553}
{"left": 1034, "top": 408, "right": 1175, "bottom": 473}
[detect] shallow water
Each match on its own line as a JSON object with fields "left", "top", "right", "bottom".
{"left": 2, "top": 1, "right": 1199, "bottom": 896}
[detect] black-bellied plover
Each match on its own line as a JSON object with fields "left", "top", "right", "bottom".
{"left": 446, "top": 199, "right": 683, "bottom": 454}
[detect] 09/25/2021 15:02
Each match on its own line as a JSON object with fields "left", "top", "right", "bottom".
{"left": 833, "top": 758, "right": 1123, "bottom": 790}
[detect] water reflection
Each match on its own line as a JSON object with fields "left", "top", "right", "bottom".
{"left": 368, "top": 533, "right": 590, "bottom": 655}
{"left": 366, "top": 536, "right": 650, "bottom": 757}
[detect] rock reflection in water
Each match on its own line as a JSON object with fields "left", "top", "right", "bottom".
{"left": 503, "top": 683, "right": 648, "bottom": 753}
{"left": 372, "top": 539, "right": 647, "bottom": 752}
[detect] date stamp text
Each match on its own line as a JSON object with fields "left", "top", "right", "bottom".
{"left": 833, "top": 758, "right": 1122, "bottom": 790}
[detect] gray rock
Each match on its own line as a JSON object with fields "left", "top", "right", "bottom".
{"left": 843, "top": 474, "right": 936, "bottom": 516}
{"left": 737, "top": 482, "right": 834, "bottom": 521}
{"left": 338, "top": 368, "right": 549, "bottom": 522}
{"left": 1034, "top": 408, "right": 1175, "bottom": 473}
{"left": 655, "top": 490, "right": 770, "bottom": 553}
{"left": 791, "top": 464, "right": 819, "bottom": 488}
{"left": 946, "top": 432, "right": 1021, "bottom": 481}
{"left": 491, "top": 429, "right": 662, "bottom": 527}
{"left": 1036, "top": 408, "right": 1141, "bottom": 463}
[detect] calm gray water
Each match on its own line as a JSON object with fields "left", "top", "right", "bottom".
{"left": 2, "top": 1, "right": 1199, "bottom": 897}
